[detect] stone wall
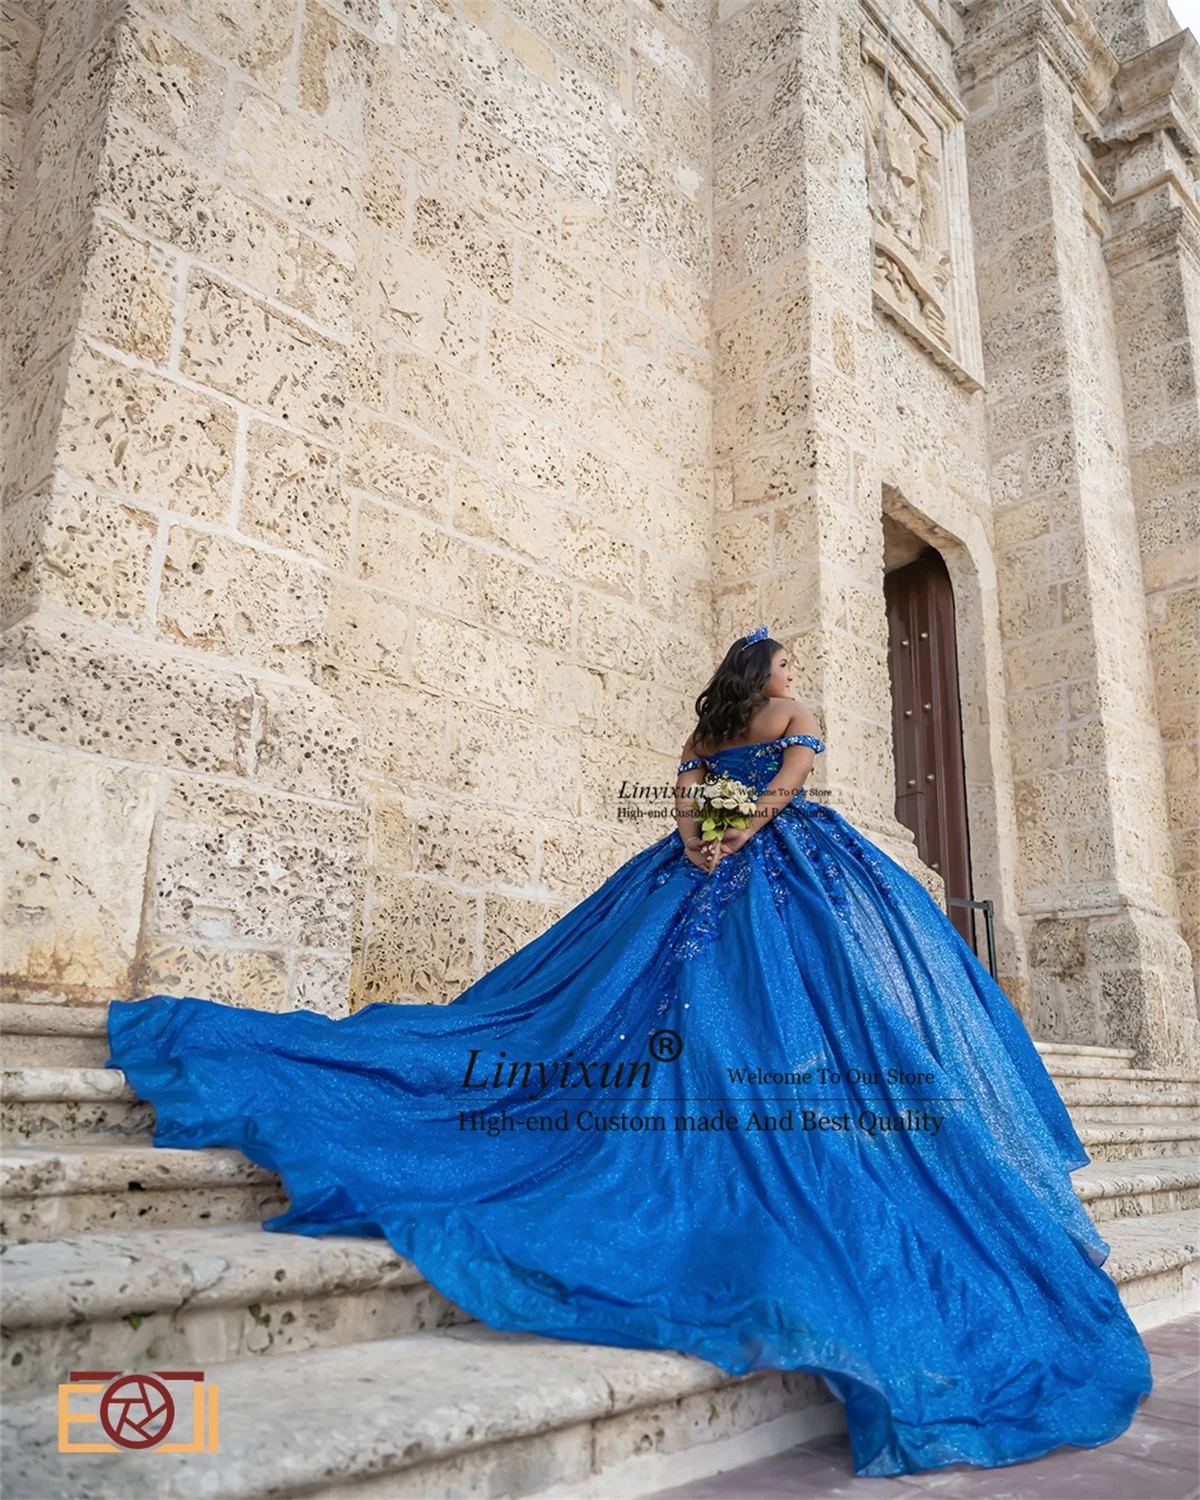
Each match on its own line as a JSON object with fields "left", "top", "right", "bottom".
{"left": 2, "top": 0, "right": 1197, "bottom": 1065}
{"left": 2, "top": 0, "right": 716, "bottom": 1012}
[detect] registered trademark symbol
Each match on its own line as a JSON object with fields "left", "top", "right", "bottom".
{"left": 649, "top": 1029, "right": 682, "bottom": 1062}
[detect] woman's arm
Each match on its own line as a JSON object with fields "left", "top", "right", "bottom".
{"left": 674, "top": 738, "right": 716, "bottom": 870}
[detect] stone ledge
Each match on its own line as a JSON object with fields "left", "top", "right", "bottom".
{"left": 1036, "top": 1040, "right": 1136, "bottom": 1060}
{"left": 1102, "top": 1210, "right": 1200, "bottom": 1283}
{"left": 0, "top": 1066, "right": 134, "bottom": 1101}
{"left": 0, "top": 1003, "right": 111, "bottom": 1034}
{"left": 0, "top": 1322, "right": 835, "bottom": 1500}
{"left": 0, "top": 1222, "right": 423, "bottom": 1329}
{"left": 0, "top": 1141, "right": 278, "bottom": 1198}
{"left": 1072, "top": 1154, "right": 1200, "bottom": 1204}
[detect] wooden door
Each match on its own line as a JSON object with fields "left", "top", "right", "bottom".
{"left": 884, "top": 549, "right": 976, "bottom": 949}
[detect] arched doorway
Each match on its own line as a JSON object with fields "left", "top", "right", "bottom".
{"left": 884, "top": 546, "right": 976, "bottom": 950}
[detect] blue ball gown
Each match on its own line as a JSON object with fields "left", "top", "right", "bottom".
{"left": 106, "top": 733, "right": 1152, "bottom": 1478}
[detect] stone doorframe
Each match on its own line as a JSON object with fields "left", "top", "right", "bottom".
{"left": 880, "top": 483, "right": 1034, "bottom": 1022}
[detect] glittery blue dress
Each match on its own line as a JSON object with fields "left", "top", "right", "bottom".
{"left": 106, "top": 734, "right": 1152, "bottom": 1477}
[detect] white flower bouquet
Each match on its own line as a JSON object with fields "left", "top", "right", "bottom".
{"left": 691, "top": 774, "right": 758, "bottom": 857}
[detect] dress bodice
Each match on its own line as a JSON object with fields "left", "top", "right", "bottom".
{"left": 677, "top": 734, "right": 825, "bottom": 795}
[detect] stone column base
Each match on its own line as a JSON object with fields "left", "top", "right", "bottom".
{"left": 1029, "top": 908, "right": 1200, "bottom": 1071}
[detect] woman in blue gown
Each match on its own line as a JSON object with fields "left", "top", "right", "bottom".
{"left": 106, "top": 626, "right": 1152, "bottom": 1478}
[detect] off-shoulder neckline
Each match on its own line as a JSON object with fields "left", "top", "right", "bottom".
{"left": 699, "top": 734, "right": 822, "bottom": 756}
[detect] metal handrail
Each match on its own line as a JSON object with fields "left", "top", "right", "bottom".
{"left": 945, "top": 895, "right": 997, "bottom": 979}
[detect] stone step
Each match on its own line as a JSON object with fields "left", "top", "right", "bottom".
{"left": 0, "top": 1143, "right": 286, "bottom": 1242}
{"left": 0, "top": 1002, "right": 111, "bottom": 1069}
{"left": 1071, "top": 1154, "right": 1200, "bottom": 1222}
{"left": 1035, "top": 1040, "right": 1137, "bottom": 1065}
{"left": 4, "top": 1156, "right": 1191, "bottom": 1399}
{"left": 1057, "top": 1082, "right": 1200, "bottom": 1124}
{"left": 1043, "top": 1056, "right": 1200, "bottom": 1085}
{"left": 2, "top": 1321, "right": 845, "bottom": 1500}
{"left": 5, "top": 1207, "right": 1198, "bottom": 1500}
{"left": 0, "top": 1222, "right": 472, "bottom": 1397}
{"left": 1076, "top": 1121, "right": 1200, "bottom": 1162}
{"left": 1101, "top": 1209, "right": 1200, "bottom": 1331}
{"left": 0, "top": 1066, "right": 152, "bottom": 1141}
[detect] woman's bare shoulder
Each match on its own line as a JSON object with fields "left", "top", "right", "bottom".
{"left": 778, "top": 700, "right": 821, "bottom": 737}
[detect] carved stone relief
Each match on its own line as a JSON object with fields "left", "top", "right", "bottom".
{"left": 861, "top": 25, "right": 983, "bottom": 387}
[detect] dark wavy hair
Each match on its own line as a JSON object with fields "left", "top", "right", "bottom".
{"left": 691, "top": 635, "right": 784, "bottom": 753}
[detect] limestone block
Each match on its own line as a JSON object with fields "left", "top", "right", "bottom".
{"left": 57, "top": 341, "right": 235, "bottom": 521}
{"left": 615, "top": 150, "right": 708, "bottom": 277}
{"left": 453, "top": 465, "right": 561, "bottom": 564}
{"left": 453, "top": 115, "right": 559, "bottom": 242}
{"left": 298, "top": 3, "right": 375, "bottom": 154}
{"left": 482, "top": 891, "right": 566, "bottom": 969}
{"left": 111, "top": 9, "right": 226, "bottom": 165}
{"left": 180, "top": 270, "right": 346, "bottom": 440}
{"left": 578, "top": 591, "right": 655, "bottom": 676}
{"left": 292, "top": 951, "right": 351, "bottom": 1016}
{"left": 97, "top": 121, "right": 353, "bottom": 331}
{"left": 241, "top": 421, "right": 350, "bottom": 567}
{"left": 411, "top": 191, "right": 515, "bottom": 303}
{"left": 451, "top": 35, "right": 611, "bottom": 204}
{"left": 588, "top": 367, "right": 677, "bottom": 487}
{"left": 476, "top": 549, "right": 573, "bottom": 647}
{"left": 6, "top": 238, "right": 79, "bottom": 383}
{"left": 157, "top": 527, "right": 329, "bottom": 677}
{"left": 560, "top": 514, "right": 637, "bottom": 598}
{"left": 360, "top": 872, "right": 477, "bottom": 1004}
{"left": 152, "top": 777, "right": 360, "bottom": 950}
{"left": 250, "top": 678, "right": 363, "bottom": 802}
{"left": 572, "top": 449, "right": 655, "bottom": 535}
{"left": 449, "top": 708, "right": 581, "bottom": 815}
{"left": 322, "top": 579, "right": 410, "bottom": 679}
{"left": 374, "top": 241, "right": 483, "bottom": 369}
{"left": 490, "top": 405, "right": 567, "bottom": 495}
{"left": 3, "top": 615, "right": 251, "bottom": 776}
{"left": 2, "top": 745, "right": 155, "bottom": 993}
{"left": 764, "top": 360, "right": 811, "bottom": 434}
{"left": 133, "top": 942, "right": 289, "bottom": 1010}
{"left": 324, "top": 671, "right": 448, "bottom": 783}
{"left": 412, "top": 613, "right": 540, "bottom": 713}
{"left": 152, "top": 0, "right": 295, "bottom": 90}
{"left": 507, "top": 0, "right": 624, "bottom": 80}
{"left": 646, "top": 554, "right": 705, "bottom": 634}
{"left": 344, "top": 410, "right": 452, "bottom": 520}
{"left": 1, "top": 5, "right": 39, "bottom": 118}
{"left": 515, "top": 241, "right": 598, "bottom": 351}
{"left": 392, "top": 350, "right": 492, "bottom": 458}
{"left": 539, "top": 659, "right": 607, "bottom": 731}
{"left": 655, "top": 494, "right": 708, "bottom": 572}
{"left": 560, "top": 203, "right": 641, "bottom": 303}
{"left": 1, "top": 479, "right": 156, "bottom": 625}
{"left": 593, "top": 1371, "right": 830, "bottom": 1472}
{"left": 634, "top": 48, "right": 707, "bottom": 173}
{"left": 498, "top": 14, "right": 555, "bottom": 78}
{"left": 410, "top": 797, "right": 536, "bottom": 888}
{"left": 710, "top": 512, "right": 770, "bottom": 585}
{"left": 356, "top": 501, "right": 481, "bottom": 615}
{"left": 485, "top": 308, "right": 590, "bottom": 421}
{"left": 4, "top": 33, "right": 113, "bottom": 277}
{"left": 540, "top": 822, "right": 632, "bottom": 896}
{"left": 368, "top": 51, "right": 456, "bottom": 169}
{"left": 75, "top": 217, "right": 175, "bottom": 362}
{"left": 601, "top": 295, "right": 659, "bottom": 376}
{"left": 372, "top": 788, "right": 415, "bottom": 872}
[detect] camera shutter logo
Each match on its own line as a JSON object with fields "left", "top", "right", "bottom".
{"left": 58, "top": 1369, "right": 219, "bottom": 1453}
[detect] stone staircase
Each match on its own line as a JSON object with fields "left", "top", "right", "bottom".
{"left": 1, "top": 1002, "right": 1197, "bottom": 1500}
